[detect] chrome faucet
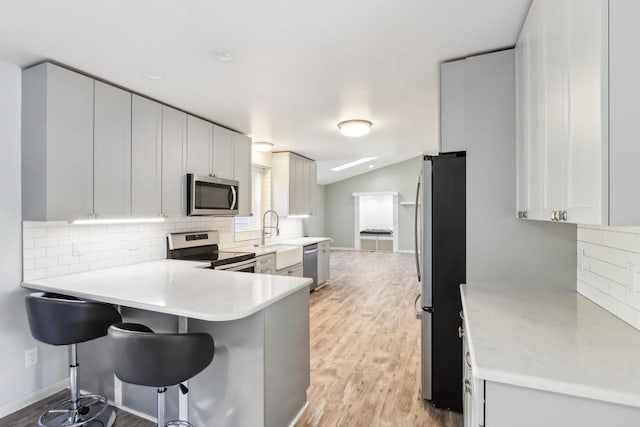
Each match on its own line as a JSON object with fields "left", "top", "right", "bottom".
{"left": 261, "top": 210, "right": 280, "bottom": 246}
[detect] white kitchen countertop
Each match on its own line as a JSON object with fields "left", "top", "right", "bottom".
{"left": 232, "top": 237, "right": 331, "bottom": 254}
{"left": 22, "top": 260, "right": 312, "bottom": 322}
{"left": 461, "top": 283, "right": 640, "bottom": 408}
{"left": 278, "top": 237, "right": 331, "bottom": 246}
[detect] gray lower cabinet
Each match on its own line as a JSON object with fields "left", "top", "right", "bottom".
{"left": 317, "top": 241, "right": 330, "bottom": 285}
{"left": 131, "top": 95, "right": 162, "bottom": 217}
{"left": 276, "top": 263, "right": 304, "bottom": 278}
{"left": 256, "top": 253, "right": 276, "bottom": 274}
{"left": 481, "top": 381, "right": 640, "bottom": 427}
{"left": 233, "top": 133, "right": 252, "bottom": 217}
{"left": 94, "top": 81, "right": 132, "bottom": 218}
{"left": 161, "top": 106, "right": 187, "bottom": 217}
{"left": 22, "top": 63, "right": 95, "bottom": 221}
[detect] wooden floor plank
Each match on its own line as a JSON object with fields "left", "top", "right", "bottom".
{"left": 295, "top": 250, "right": 462, "bottom": 427}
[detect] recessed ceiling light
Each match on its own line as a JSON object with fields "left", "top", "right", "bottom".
{"left": 253, "top": 141, "right": 274, "bottom": 152}
{"left": 331, "top": 157, "right": 378, "bottom": 172}
{"left": 337, "top": 119, "right": 372, "bottom": 137}
{"left": 212, "top": 48, "right": 234, "bottom": 62}
{"left": 368, "top": 164, "right": 374, "bottom": 169}
{"left": 140, "top": 71, "right": 165, "bottom": 80}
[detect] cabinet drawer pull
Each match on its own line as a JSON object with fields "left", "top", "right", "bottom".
{"left": 464, "top": 379, "right": 472, "bottom": 394}
{"left": 458, "top": 326, "right": 464, "bottom": 339}
{"left": 465, "top": 351, "right": 472, "bottom": 369}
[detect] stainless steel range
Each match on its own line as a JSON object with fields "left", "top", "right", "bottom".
{"left": 167, "top": 230, "right": 256, "bottom": 272}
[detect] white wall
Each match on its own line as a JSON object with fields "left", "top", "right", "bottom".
{"left": 577, "top": 225, "right": 640, "bottom": 329}
{"left": 465, "top": 50, "right": 576, "bottom": 288}
{"left": 0, "top": 60, "right": 68, "bottom": 412}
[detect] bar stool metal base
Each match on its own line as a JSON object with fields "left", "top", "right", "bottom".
{"left": 37, "top": 394, "right": 116, "bottom": 427}
{"left": 165, "top": 421, "right": 193, "bottom": 427}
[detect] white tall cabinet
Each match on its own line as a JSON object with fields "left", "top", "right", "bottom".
{"left": 233, "top": 133, "right": 252, "bottom": 217}
{"left": 94, "top": 81, "right": 132, "bottom": 218}
{"left": 131, "top": 95, "right": 163, "bottom": 217}
{"left": 161, "top": 106, "right": 188, "bottom": 217}
{"left": 515, "top": 0, "right": 640, "bottom": 226}
{"left": 22, "top": 63, "right": 95, "bottom": 221}
{"left": 272, "top": 152, "right": 317, "bottom": 217}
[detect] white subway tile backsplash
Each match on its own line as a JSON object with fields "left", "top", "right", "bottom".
{"left": 23, "top": 216, "right": 303, "bottom": 280}
{"left": 578, "top": 225, "right": 640, "bottom": 331}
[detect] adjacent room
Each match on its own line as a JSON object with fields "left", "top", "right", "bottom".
{"left": 2, "top": 1, "right": 640, "bottom": 427}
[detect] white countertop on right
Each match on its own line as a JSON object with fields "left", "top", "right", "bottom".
{"left": 461, "top": 283, "right": 640, "bottom": 408}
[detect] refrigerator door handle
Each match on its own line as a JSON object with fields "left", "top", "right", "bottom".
{"left": 414, "top": 177, "right": 421, "bottom": 282}
{"left": 414, "top": 293, "right": 422, "bottom": 319}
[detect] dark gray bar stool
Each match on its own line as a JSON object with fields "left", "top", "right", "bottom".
{"left": 108, "top": 323, "right": 214, "bottom": 427}
{"left": 25, "top": 292, "right": 122, "bottom": 427}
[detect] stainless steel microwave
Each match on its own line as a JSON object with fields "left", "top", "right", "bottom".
{"left": 187, "top": 174, "right": 239, "bottom": 216}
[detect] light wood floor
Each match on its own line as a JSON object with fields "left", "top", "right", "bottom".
{"left": 295, "top": 250, "right": 462, "bottom": 427}
{"left": 0, "top": 250, "right": 462, "bottom": 427}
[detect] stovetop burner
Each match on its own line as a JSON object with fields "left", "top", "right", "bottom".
{"left": 166, "top": 230, "right": 255, "bottom": 268}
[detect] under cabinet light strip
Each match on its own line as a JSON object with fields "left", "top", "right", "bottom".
{"left": 70, "top": 217, "right": 166, "bottom": 225}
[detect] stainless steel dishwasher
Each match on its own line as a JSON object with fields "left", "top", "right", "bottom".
{"left": 303, "top": 244, "right": 318, "bottom": 291}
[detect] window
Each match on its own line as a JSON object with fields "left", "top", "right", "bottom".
{"left": 235, "top": 165, "right": 270, "bottom": 231}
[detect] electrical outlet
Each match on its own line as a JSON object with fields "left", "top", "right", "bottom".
{"left": 25, "top": 347, "right": 38, "bottom": 367}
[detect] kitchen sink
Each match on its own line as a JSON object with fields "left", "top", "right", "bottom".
{"left": 267, "top": 245, "right": 303, "bottom": 270}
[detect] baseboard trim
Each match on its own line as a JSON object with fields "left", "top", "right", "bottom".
{"left": 288, "top": 401, "right": 309, "bottom": 427}
{"left": 398, "top": 250, "right": 416, "bottom": 254}
{"left": 330, "top": 246, "right": 357, "bottom": 251}
{"left": 0, "top": 378, "right": 68, "bottom": 419}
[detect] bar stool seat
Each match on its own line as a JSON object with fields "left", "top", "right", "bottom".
{"left": 25, "top": 292, "right": 122, "bottom": 427}
{"left": 108, "top": 323, "right": 214, "bottom": 427}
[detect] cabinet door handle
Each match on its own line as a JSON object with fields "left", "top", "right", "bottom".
{"left": 458, "top": 326, "right": 465, "bottom": 339}
{"left": 523, "top": 210, "right": 528, "bottom": 219}
{"left": 464, "top": 379, "right": 472, "bottom": 394}
{"left": 560, "top": 210, "right": 568, "bottom": 221}
{"left": 465, "top": 351, "right": 472, "bottom": 369}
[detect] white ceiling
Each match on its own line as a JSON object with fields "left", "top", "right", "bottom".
{"left": 0, "top": 0, "right": 530, "bottom": 184}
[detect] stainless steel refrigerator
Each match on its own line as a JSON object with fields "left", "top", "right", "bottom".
{"left": 414, "top": 152, "right": 465, "bottom": 411}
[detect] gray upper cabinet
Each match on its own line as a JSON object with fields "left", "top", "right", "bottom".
{"left": 22, "top": 63, "right": 94, "bottom": 221}
{"left": 272, "top": 152, "right": 317, "bottom": 217}
{"left": 233, "top": 133, "right": 252, "bottom": 217}
{"left": 161, "top": 106, "right": 187, "bottom": 217}
{"left": 440, "top": 59, "right": 466, "bottom": 153}
{"left": 131, "top": 95, "right": 162, "bottom": 217}
{"left": 22, "top": 62, "right": 252, "bottom": 220}
{"left": 212, "top": 125, "right": 235, "bottom": 180}
{"left": 186, "top": 115, "right": 212, "bottom": 176}
{"left": 94, "top": 81, "right": 132, "bottom": 218}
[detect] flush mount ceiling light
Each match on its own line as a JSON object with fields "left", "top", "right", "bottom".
{"left": 331, "top": 157, "right": 378, "bottom": 172}
{"left": 337, "top": 119, "right": 372, "bottom": 137}
{"left": 212, "top": 48, "right": 234, "bottom": 62}
{"left": 253, "top": 141, "right": 274, "bottom": 152}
